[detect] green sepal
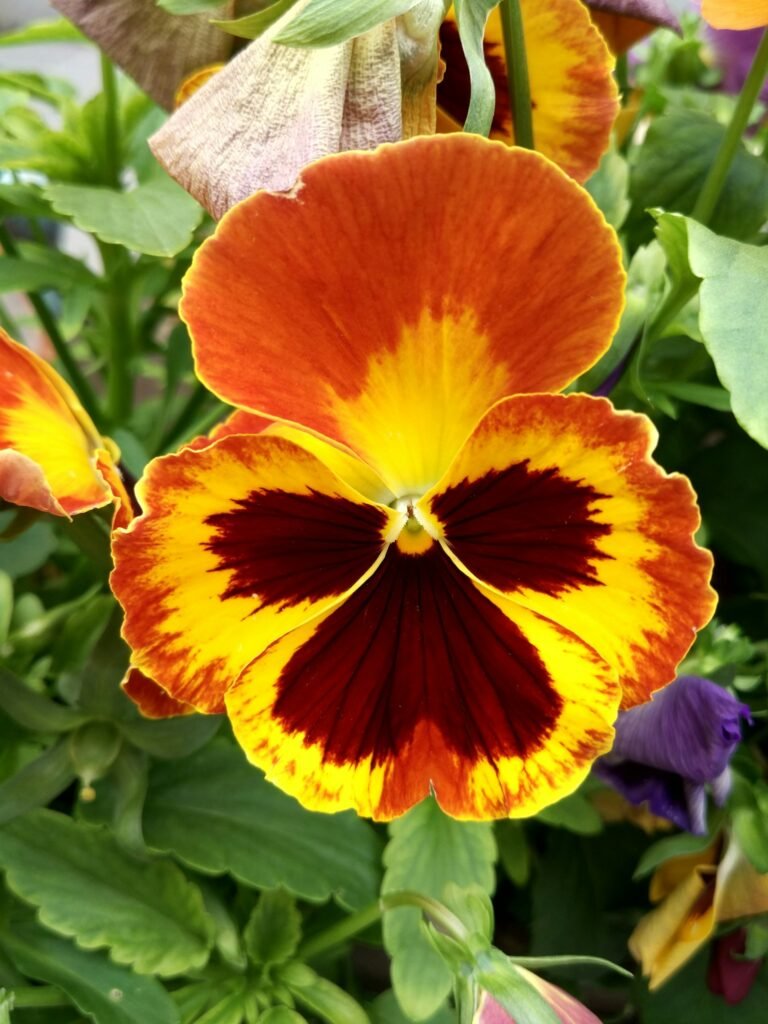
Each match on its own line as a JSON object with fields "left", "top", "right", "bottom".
{"left": 473, "top": 950, "right": 560, "bottom": 1024}
{"left": 213, "top": 0, "right": 302, "bottom": 41}
{"left": 275, "top": 0, "right": 423, "bottom": 47}
{"left": 453, "top": 0, "right": 498, "bottom": 136}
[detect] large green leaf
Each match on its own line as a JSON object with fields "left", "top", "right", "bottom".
{"left": 142, "top": 740, "right": 382, "bottom": 909}
{"left": 3, "top": 921, "right": 178, "bottom": 1024}
{"left": 686, "top": 221, "right": 768, "bottom": 449}
{"left": 214, "top": 0, "right": 301, "bottom": 39}
{"left": 0, "top": 810, "right": 214, "bottom": 976}
{"left": 630, "top": 109, "right": 768, "bottom": 242}
{"left": 381, "top": 798, "right": 496, "bottom": 1020}
{"left": 276, "top": 0, "right": 422, "bottom": 46}
{"left": 44, "top": 176, "right": 204, "bottom": 257}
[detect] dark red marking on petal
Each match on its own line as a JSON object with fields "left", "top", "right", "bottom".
{"left": 272, "top": 544, "right": 562, "bottom": 766}
{"left": 432, "top": 460, "right": 612, "bottom": 596}
{"left": 438, "top": 19, "right": 512, "bottom": 134}
{"left": 204, "top": 489, "right": 387, "bottom": 608}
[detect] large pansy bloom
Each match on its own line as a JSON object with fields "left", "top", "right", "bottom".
{"left": 0, "top": 329, "right": 125, "bottom": 519}
{"left": 438, "top": 0, "right": 619, "bottom": 182}
{"left": 111, "top": 136, "right": 715, "bottom": 821}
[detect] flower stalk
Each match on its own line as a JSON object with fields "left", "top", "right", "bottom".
{"left": 500, "top": 0, "right": 535, "bottom": 149}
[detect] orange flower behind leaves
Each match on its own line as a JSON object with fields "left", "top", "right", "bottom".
{"left": 702, "top": 0, "right": 768, "bottom": 29}
{"left": 111, "top": 136, "right": 715, "bottom": 821}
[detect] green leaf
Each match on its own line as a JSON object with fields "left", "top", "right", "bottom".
{"left": 0, "top": 740, "right": 76, "bottom": 826}
{"left": 0, "top": 666, "right": 86, "bottom": 734}
{"left": 368, "top": 992, "right": 453, "bottom": 1024}
{"left": 276, "top": 0, "right": 421, "bottom": 46}
{"left": 745, "top": 917, "right": 768, "bottom": 959}
{"left": 142, "top": 740, "right": 382, "bottom": 909}
{"left": 259, "top": 1010, "right": 307, "bottom": 1024}
{"left": 586, "top": 145, "right": 630, "bottom": 230}
{"left": 244, "top": 890, "right": 301, "bottom": 966}
{"left": 382, "top": 798, "right": 496, "bottom": 1020}
{"left": 453, "top": 0, "right": 499, "bottom": 135}
{"left": 630, "top": 109, "right": 768, "bottom": 241}
{"left": 0, "top": 20, "right": 84, "bottom": 46}
{"left": 2, "top": 921, "right": 178, "bottom": 1024}
{"left": 730, "top": 776, "right": 768, "bottom": 872}
{"left": 650, "top": 381, "right": 731, "bottom": 412}
{"left": 156, "top": 0, "right": 225, "bottom": 12}
{"left": 0, "top": 810, "right": 214, "bottom": 975}
{"left": 535, "top": 791, "right": 602, "bottom": 836}
{"left": 117, "top": 714, "right": 222, "bottom": 760}
{"left": 686, "top": 221, "right": 768, "bottom": 449}
{"left": 283, "top": 965, "right": 369, "bottom": 1024}
{"left": 495, "top": 822, "right": 530, "bottom": 887}
{"left": 44, "top": 176, "right": 204, "bottom": 257}
{"left": 214, "top": 0, "right": 302, "bottom": 40}
{"left": 0, "top": 573, "right": 11, "bottom": 646}
{"left": 633, "top": 831, "right": 715, "bottom": 880}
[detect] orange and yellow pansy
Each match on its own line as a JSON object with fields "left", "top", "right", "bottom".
{"left": 0, "top": 329, "right": 125, "bottom": 519}
{"left": 702, "top": 0, "right": 768, "bottom": 29}
{"left": 110, "top": 135, "right": 715, "bottom": 821}
{"left": 438, "top": 0, "right": 619, "bottom": 183}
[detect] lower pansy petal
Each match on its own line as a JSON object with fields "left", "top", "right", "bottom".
{"left": 0, "top": 329, "right": 110, "bottom": 517}
{"left": 227, "top": 542, "right": 618, "bottom": 821}
{"left": 111, "top": 434, "right": 397, "bottom": 713}
{"left": 421, "top": 394, "right": 716, "bottom": 709}
{"left": 122, "top": 666, "right": 200, "bottom": 719}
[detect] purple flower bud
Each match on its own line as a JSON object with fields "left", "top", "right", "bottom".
{"left": 595, "top": 676, "right": 750, "bottom": 833}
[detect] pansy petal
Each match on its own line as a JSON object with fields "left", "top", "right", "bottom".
{"left": 52, "top": 0, "right": 236, "bottom": 112}
{"left": 151, "top": 14, "right": 403, "bottom": 219}
{"left": 122, "top": 667, "right": 198, "bottom": 719}
{"left": 226, "top": 542, "right": 618, "bottom": 821}
{"left": 587, "top": 0, "right": 680, "bottom": 53}
{"left": 182, "top": 135, "right": 624, "bottom": 497}
{"left": 111, "top": 434, "right": 397, "bottom": 713}
{"left": 702, "top": 0, "right": 768, "bottom": 30}
{"left": 438, "top": 1, "right": 618, "bottom": 182}
{"left": 0, "top": 330, "right": 110, "bottom": 517}
{"left": 421, "top": 395, "right": 716, "bottom": 709}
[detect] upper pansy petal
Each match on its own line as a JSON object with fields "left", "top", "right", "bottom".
{"left": 226, "top": 540, "right": 618, "bottom": 821}
{"left": 181, "top": 135, "right": 625, "bottom": 498}
{"left": 111, "top": 434, "right": 397, "bottom": 714}
{"left": 438, "top": 1, "right": 619, "bottom": 182}
{"left": 122, "top": 666, "right": 199, "bottom": 719}
{"left": 702, "top": 0, "right": 768, "bottom": 30}
{"left": 421, "top": 394, "right": 716, "bottom": 709}
{"left": 0, "top": 329, "right": 111, "bottom": 517}
{"left": 587, "top": 0, "right": 680, "bottom": 53}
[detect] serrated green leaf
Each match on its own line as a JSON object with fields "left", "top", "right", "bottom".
{"left": 0, "top": 810, "right": 214, "bottom": 975}
{"left": 244, "top": 890, "right": 301, "bottom": 966}
{"left": 284, "top": 966, "right": 368, "bottom": 1024}
{"left": 276, "top": 0, "right": 421, "bottom": 46}
{"left": 453, "top": 0, "right": 498, "bottom": 135}
{"left": 44, "top": 177, "right": 204, "bottom": 257}
{"left": 382, "top": 798, "right": 496, "bottom": 1020}
{"left": 213, "top": 0, "right": 301, "bottom": 40}
{"left": 2, "top": 921, "right": 178, "bottom": 1024}
{"left": 0, "top": 19, "right": 84, "bottom": 46}
{"left": 686, "top": 221, "right": 768, "bottom": 449}
{"left": 142, "top": 740, "right": 381, "bottom": 909}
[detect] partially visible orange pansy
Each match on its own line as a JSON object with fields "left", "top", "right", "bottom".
{"left": 702, "top": 0, "right": 768, "bottom": 29}
{"left": 0, "top": 329, "right": 124, "bottom": 519}
{"left": 438, "top": 0, "right": 619, "bottom": 182}
{"left": 630, "top": 834, "right": 768, "bottom": 988}
{"left": 111, "top": 136, "right": 715, "bottom": 821}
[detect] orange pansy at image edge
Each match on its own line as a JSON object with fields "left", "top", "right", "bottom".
{"left": 0, "top": 329, "right": 121, "bottom": 518}
{"left": 702, "top": 0, "right": 768, "bottom": 29}
{"left": 438, "top": 0, "right": 619, "bottom": 183}
{"left": 110, "top": 135, "right": 716, "bottom": 821}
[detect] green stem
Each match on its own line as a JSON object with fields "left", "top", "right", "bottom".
{"left": 0, "top": 222, "right": 104, "bottom": 427}
{"left": 500, "top": 0, "right": 534, "bottom": 149}
{"left": 155, "top": 381, "right": 210, "bottom": 454}
{"left": 380, "top": 891, "right": 470, "bottom": 944}
{"left": 100, "top": 53, "right": 121, "bottom": 189}
{"left": 692, "top": 26, "right": 768, "bottom": 225}
{"left": 99, "top": 242, "right": 133, "bottom": 425}
{"left": 10, "top": 986, "right": 69, "bottom": 1008}
{"left": 298, "top": 902, "right": 382, "bottom": 960}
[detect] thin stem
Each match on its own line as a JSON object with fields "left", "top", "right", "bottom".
{"left": 99, "top": 242, "right": 133, "bottom": 425}
{"left": 693, "top": 26, "right": 768, "bottom": 225}
{"left": 380, "top": 891, "right": 470, "bottom": 944}
{"left": 100, "top": 53, "right": 121, "bottom": 189}
{"left": 0, "top": 222, "right": 104, "bottom": 427}
{"left": 500, "top": 0, "right": 534, "bottom": 149}
{"left": 10, "top": 986, "right": 69, "bottom": 1008}
{"left": 155, "top": 381, "right": 210, "bottom": 454}
{"left": 298, "top": 902, "right": 382, "bottom": 960}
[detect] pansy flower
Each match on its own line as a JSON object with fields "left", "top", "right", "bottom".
{"left": 111, "top": 135, "right": 715, "bottom": 821}
{"left": 595, "top": 675, "right": 750, "bottom": 833}
{"left": 588, "top": 0, "right": 681, "bottom": 53}
{"left": 438, "top": 0, "right": 620, "bottom": 183}
{"left": 0, "top": 329, "right": 128, "bottom": 521}
{"left": 702, "top": 0, "right": 768, "bottom": 29}
{"left": 630, "top": 834, "right": 768, "bottom": 988}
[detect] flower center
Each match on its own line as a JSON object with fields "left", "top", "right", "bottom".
{"left": 391, "top": 495, "right": 435, "bottom": 555}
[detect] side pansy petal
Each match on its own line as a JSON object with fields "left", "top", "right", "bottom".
{"left": 438, "top": 0, "right": 618, "bottom": 183}
{"left": 122, "top": 666, "right": 199, "bottom": 719}
{"left": 51, "top": 0, "right": 235, "bottom": 112}
{"left": 0, "top": 330, "right": 111, "bottom": 517}
{"left": 182, "top": 136, "right": 625, "bottom": 498}
{"left": 421, "top": 394, "right": 716, "bottom": 709}
{"left": 702, "top": 0, "right": 768, "bottom": 30}
{"left": 587, "top": 1, "right": 680, "bottom": 54}
{"left": 227, "top": 542, "right": 618, "bottom": 822}
{"left": 111, "top": 434, "right": 397, "bottom": 713}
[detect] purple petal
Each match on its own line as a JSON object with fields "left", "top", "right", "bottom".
{"left": 706, "top": 27, "right": 768, "bottom": 100}
{"left": 594, "top": 760, "right": 708, "bottom": 832}
{"left": 586, "top": 0, "right": 681, "bottom": 32}
{"left": 603, "top": 676, "right": 750, "bottom": 785}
